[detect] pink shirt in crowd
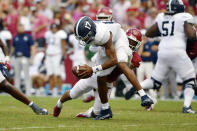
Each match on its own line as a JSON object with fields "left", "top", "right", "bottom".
{"left": 4, "top": 14, "right": 19, "bottom": 37}
{"left": 32, "top": 14, "right": 49, "bottom": 40}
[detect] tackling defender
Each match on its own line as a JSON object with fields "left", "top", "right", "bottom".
{"left": 125, "top": 0, "right": 196, "bottom": 113}
{"left": 53, "top": 28, "right": 143, "bottom": 118}
{"left": 0, "top": 39, "right": 48, "bottom": 115}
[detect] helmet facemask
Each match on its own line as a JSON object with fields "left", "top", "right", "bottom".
{"left": 128, "top": 38, "right": 141, "bottom": 51}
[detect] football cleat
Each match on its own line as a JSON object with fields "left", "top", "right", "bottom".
{"left": 53, "top": 105, "right": 62, "bottom": 117}
{"left": 30, "top": 103, "right": 48, "bottom": 115}
{"left": 76, "top": 107, "right": 93, "bottom": 118}
{"left": 94, "top": 107, "right": 113, "bottom": 120}
{"left": 124, "top": 87, "right": 137, "bottom": 100}
{"left": 83, "top": 95, "right": 95, "bottom": 103}
{"left": 141, "top": 95, "right": 154, "bottom": 107}
{"left": 183, "top": 106, "right": 196, "bottom": 114}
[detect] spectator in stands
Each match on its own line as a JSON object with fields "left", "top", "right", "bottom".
{"left": 3, "top": 6, "right": 19, "bottom": 37}
{"left": 136, "top": 7, "right": 147, "bottom": 29}
{"left": 112, "top": 0, "right": 131, "bottom": 26}
{"left": 19, "top": 7, "right": 32, "bottom": 34}
{"left": 126, "top": 8, "right": 141, "bottom": 29}
{"left": 32, "top": 8, "right": 49, "bottom": 50}
{"left": 144, "top": 7, "right": 158, "bottom": 29}
{"left": 12, "top": 24, "right": 34, "bottom": 96}
{"left": 40, "top": 0, "right": 54, "bottom": 20}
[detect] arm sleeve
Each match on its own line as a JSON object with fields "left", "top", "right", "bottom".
{"left": 183, "top": 13, "right": 194, "bottom": 24}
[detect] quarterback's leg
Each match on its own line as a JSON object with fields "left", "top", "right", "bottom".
{"left": 0, "top": 73, "right": 48, "bottom": 115}
{"left": 76, "top": 83, "right": 113, "bottom": 118}
{"left": 53, "top": 75, "right": 97, "bottom": 117}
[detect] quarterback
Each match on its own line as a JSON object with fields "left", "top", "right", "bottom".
{"left": 71, "top": 8, "right": 153, "bottom": 119}
{"left": 53, "top": 28, "right": 144, "bottom": 118}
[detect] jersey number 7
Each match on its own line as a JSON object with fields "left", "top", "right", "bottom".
{"left": 162, "top": 21, "right": 175, "bottom": 36}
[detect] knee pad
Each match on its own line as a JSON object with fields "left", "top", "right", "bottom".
{"left": 183, "top": 78, "right": 196, "bottom": 90}
{"left": 151, "top": 77, "right": 162, "bottom": 90}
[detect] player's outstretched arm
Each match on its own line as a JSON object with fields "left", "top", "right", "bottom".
{"left": 118, "top": 62, "right": 142, "bottom": 91}
{"left": 145, "top": 23, "right": 161, "bottom": 38}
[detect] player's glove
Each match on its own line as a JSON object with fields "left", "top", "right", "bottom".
{"left": 131, "top": 52, "right": 142, "bottom": 68}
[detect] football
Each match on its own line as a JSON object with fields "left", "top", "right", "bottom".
{"left": 72, "top": 65, "right": 83, "bottom": 79}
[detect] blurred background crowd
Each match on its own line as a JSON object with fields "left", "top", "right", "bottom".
{"left": 0, "top": 0, "right": 196, "bottom": 100}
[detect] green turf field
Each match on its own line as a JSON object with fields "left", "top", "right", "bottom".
{"left": 0, "top": 96, "right": 197, "bottom": 131}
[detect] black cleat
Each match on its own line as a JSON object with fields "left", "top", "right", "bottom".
{"left": 125, "top": 87, "right": 137, "bottom": 100}
{"left": 183, "top": 106, "right": 196, "bottom": 114}
{"left": 94, "top": 107, "right": 113, "bottom": 120}
{"left": 141, "top": 95, "right": 154, "bottom": 107}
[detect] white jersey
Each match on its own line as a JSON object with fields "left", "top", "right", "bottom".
{"left": 45, "top": 30, "right": 67, "bottom": 55}
{"left": 156, "top": 12, "right": 193, "bottom": 51}
{"left": 0, "top": 30, "right": 12, "bottom": 62}
{"left": 89, "top": 22, "right": 132, "bottom": 76}
{"left": 93, "top": 22, "right": 129, "bottom": 48}
{"left": 93, "top": 21, "right": 132, "bottom": 61}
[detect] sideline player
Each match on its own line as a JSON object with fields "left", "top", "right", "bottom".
{"left": 72, "top": 10, "right": 153, "bottom": 119}
{"left": 53, "top": 28, "right": 143, "bottom": 118}
{"left": 125, "top": 0, "right": 196, "bottom": 113}
{"left": 45, "top": 23, "right": 67, "bottom": 96}
{"left": 0, "top": 39, "right": 48, "bottom": 115}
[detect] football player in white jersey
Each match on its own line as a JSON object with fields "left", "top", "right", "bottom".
{"left": 45, "top": 23, "right": 67, "bottom": 96}
{"left": 125, "top": 0, "right": 197, "bottom": 113}
{"left": 53, "top": 28, "right": 143, "bottom": 118}
{"left": 64, "top": 15, "right": 153, "bottom": 120}
{"left": 0, "top": 39, "right": 48, "bottom": 115}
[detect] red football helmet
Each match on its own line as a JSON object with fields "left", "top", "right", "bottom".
{"left": 126, "top": 28, "right": 142, "bottom": 51}
{"left": 96, "top": 7, "right": 113, "bottom": 21}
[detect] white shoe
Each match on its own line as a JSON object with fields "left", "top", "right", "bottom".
{"left": 76, "top": 107, "right": 93, "bottom": 118}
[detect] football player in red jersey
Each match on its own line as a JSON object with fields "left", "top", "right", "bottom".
{"left": 53, "top": 28, "right": 143, "bottom": 118}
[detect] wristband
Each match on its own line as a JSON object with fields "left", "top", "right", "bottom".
{"left": 92, "top": 65, "right": 103, "bottom": 73}
{"left": 5, "top": 56, "right": 10, "bottom": 62}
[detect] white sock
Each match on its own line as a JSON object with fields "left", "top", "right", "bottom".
{"left": 183, "top": 88, "right": 194, "bottom": 108}
{"left": 101, "top": 103, "right": 109, "bottom": 110}
{"left": 57, "top": 99, "right": 63, "bottom": 108}
{"left": 138, "top": 89, "right": 146, "bottom": 97}
{"left": 141, "top": 79, "right": 154, "bottom": 89}
{"left": 28, "top": 101, "right": 34, "bottom": 107}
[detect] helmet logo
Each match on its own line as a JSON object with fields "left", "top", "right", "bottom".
{"left": 85, "top": 21, "right": 91, "bottom": 30}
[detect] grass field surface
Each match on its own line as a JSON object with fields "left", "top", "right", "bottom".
{"left": 0, "top": 96, "right": 197, "bottom": 131}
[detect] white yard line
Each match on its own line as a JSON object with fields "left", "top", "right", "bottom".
{"left": 0, "top": 123, "right": 197, "bottom": 130}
